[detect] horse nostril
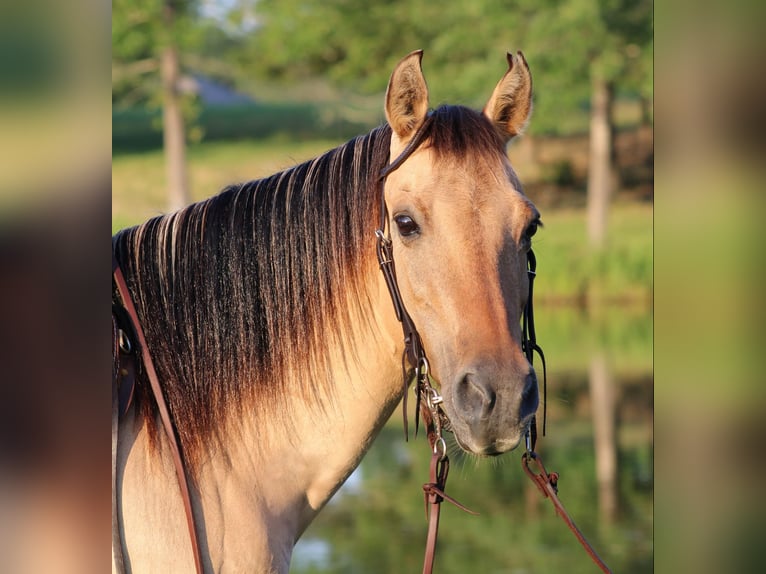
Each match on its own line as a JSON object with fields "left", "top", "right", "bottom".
{"left": 457, "top": 374, "right": 497, "bottom": 419}
{"left": 520, "top": 372, "right": 539, "bottom": 419}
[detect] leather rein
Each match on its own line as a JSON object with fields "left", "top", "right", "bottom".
{"left": 376, "top": 116, "right": 612, "bottom": 574}
{"left": 112, "top": 257, "right": 204, "bottom": 574}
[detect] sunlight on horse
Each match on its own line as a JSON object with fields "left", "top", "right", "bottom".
{"left": 113, "top": 50, "right": 539, "bottom": 573}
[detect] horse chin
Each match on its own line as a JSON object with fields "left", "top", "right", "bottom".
{"left": 450, "top": 416, "right": 533, "bottom": 458}
{"left": 451, "top": 429, "right": 522, "bottom": 458}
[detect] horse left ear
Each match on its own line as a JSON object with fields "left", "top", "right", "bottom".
{"left": 483, "top": 51, "right": 533, "bottom": 142}
{"left": 385, "top": 50, "right": 429, "bottom": 141}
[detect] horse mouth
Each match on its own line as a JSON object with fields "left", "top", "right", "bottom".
{"left": 449, "top": 415, "right": 534, "bottom": 457}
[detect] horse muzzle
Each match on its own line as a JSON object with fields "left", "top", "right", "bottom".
{"left": 445, "top": 368, "right": 539, "bottom": 456}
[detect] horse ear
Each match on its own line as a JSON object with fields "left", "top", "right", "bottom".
{"left": 483, "top": 51, "right": 533, "bottom": 142}
{"left": 385, "top": 50, "right": 429, "bottom": 140}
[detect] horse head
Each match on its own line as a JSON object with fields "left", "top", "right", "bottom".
{"left": 382, "top": 51, "right": 540, "bottom": 456}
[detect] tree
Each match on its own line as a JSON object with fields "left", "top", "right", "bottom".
{"left": 113, "top": 0, "right": 200, "bottom": 212}
{"left": 160, "top": 1, "right": 191, "bottom": 212}
{"left": 520, "top": 0, "right": 652, "bottom": 247}
{"left": 584, "top": 0, "right": 652, "bottom": 249}
{"left": 247, "top": 0, "right": 531, "bottom": 107}
{"left": 248, "top": 0, "right": 652, "bottom": 247}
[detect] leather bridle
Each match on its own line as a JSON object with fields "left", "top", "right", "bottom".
{"left": 375, "top": 117, "right": 611, "bottom": 574}
{"left": 375, "top": 115, "right": 444, "bottom": 445}
{"left": 376, "top": 115, "right": 546, "bottom": 451}
{"left": 376, "top": 115, "right": 540, "bottom": 573}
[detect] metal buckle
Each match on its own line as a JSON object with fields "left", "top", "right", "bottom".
{"left": 426, "top": 387, "right": 443, "bottom": 409}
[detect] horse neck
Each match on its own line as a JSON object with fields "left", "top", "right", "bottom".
{"left": 205, "top": 272, "right": 405, "bottom": 568}
{"left": 120, "top": 271, "right": 406, "bottom": 573}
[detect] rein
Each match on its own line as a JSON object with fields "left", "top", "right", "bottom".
{"left": 112, "top": 256, "right": 204, "bottom": 574}
{"left": 375, "top": 118, "right": 612, "bottom": 574}
{"left": 520, "top": 257, "right": 612, "bottom": 573}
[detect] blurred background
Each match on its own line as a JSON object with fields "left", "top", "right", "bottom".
{"left": 113, "top": 2, "right": 653, "bottom": 572}
{"left": 4, "top": 0, "right": 766, "bottom": 572}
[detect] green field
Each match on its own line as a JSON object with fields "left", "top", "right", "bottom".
{"left": 113, "top": 139, "right": 652, "bottom": 307}
{"left": 113, "top": 138, "right": 345, "bottom": 231}
{"left": 532, "top": 202, "right": 653, "bottom": 306}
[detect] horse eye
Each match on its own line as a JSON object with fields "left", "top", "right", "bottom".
{"left": 394, "top": 214, "right": 420, "bottom": 237}
{"left": 525, "top": 218, "right": 541, "bottom": 239}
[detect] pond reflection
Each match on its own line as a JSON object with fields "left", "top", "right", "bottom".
{"left": 292, "top": 307, "right": 652, "bottom": 573}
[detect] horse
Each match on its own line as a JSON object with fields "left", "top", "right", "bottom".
{"left": 112, "top": 49, "right": 540, "bottom": 573}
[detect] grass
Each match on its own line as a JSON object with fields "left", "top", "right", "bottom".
{"left": 533, "top": 202, "right": 653, "bottom": 306}
{"left": 112, "top": 137, "right": 345, "bottom": 231}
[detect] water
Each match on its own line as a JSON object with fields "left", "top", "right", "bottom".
{"left": 292, "top": 307, "right": 652, "bottom": 573}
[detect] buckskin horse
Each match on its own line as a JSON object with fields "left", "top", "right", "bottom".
{"left": 113, "top": 50, "right": 542, "bottom": 573}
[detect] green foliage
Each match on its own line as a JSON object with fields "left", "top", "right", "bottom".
{"left": 112, "top": 1, "right": 652, "bottom": 137}
{"left": 520, "top": 0, "right": 653, "bottom": 132}
{"left": 112, "top": 0, "right": 201, "bottom": 105}
{"left": 246, "top": 0, "right": 653, "bottom": 135}
{"left": 249, "top": 0, "right": 532, "bottom": 106}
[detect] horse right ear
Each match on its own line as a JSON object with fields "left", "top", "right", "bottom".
{"left": 483, "top": 51, "right": 533, "bottom": 142}
{"left": 385, "top": 50, "right": 429, "bottom": 141}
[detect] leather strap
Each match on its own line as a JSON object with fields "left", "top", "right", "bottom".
{"left": 521, "top": 252, "right": 610, "bottom": 571}
{"left": 522, "top": 248, "right": 547, "bottom": 450}
{"left": 420, "top": 403, "right": 477, "bottom": 574}
{"left": 522, "top": 451, "right": 613, "bottom": 573}
{"left": 375, "top": 116, "right": 435, "bottom": 440}
{"left": 112, "top": 256, "right": 205, "bottom": 574}
{"left": 112, "top": 315, "right": 127, "bottom": 572}
{"left": 421, "top": 453, "right": 445, "bottom": 574}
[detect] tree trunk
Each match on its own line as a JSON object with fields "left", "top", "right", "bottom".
{"left": 161, "top": 4, "right": 189, "bottom": 213}
{"left": 589, "top": 352, "right": 618, "bottom": 524}
{"left": 586, "top": 77, "right": 614, "bottom": 249}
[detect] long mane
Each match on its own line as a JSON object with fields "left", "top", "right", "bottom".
{"left": 112, "top": 106, "right": 508, "bottom": 471}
